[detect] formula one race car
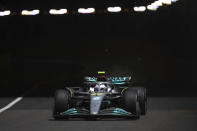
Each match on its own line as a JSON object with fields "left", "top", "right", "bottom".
{"left": 53, "top": 71, "right": 147, "bottom": 119}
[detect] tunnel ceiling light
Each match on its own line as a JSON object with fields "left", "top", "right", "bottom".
{"left": 147, "top": 4, "right": 159, "bottom": 11}
{"left": 160, "top": 0, "right": 172, "bottom": 5}
{"left": 154, "top": 1, "right": 163, "bottom": 7}
{"left": 0, "top": 10, "right": 11, "bottom": 16}
{"left": 133, "top": 6, "right": 146, "bottom": 12}
{"left": 21, "top": 10, "right": 40, "bottom": 15}
{"left": 78, "top": 8, "right": 95, "bottom": 14}
{"left": 107, "top": 7, "right": 121, "bottom": 13}
{"left": 171, "top": 0, "right": 178, "bottom": 2}
{"left": 49, "top": 9, "right": 68, "bottom": 15}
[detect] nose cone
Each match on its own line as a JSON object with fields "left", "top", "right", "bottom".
{"left": 90, "top": 94, "right": 105, "bottom": 115}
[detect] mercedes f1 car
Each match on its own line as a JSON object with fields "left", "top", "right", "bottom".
{"left": 53, "top": 72, "right": 147, "bottom": 119}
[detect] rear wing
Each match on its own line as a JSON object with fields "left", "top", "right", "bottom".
{"left": 84, "top": 76, "right": 132, "bottom": 85}
{"left": 108, "top": 77, "right": 131, "bottom": 85}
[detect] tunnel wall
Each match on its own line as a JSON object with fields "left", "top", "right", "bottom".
{"left": 0, "top": 3, "right": 196, "bottom": 97}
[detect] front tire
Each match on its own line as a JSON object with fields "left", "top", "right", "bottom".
{"left": 53, "top": 89, "right": 70, "bottom": 119}
{"left": 123, "top": 89, "right": 140, "bottom": 119}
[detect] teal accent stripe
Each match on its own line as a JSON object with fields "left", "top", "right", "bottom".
{"left": 60, "top": 108, "right": 78, "bottom": 115}
{"left": 110, "top": 82, "right": 126, "bottom": 84}
{"left": 113, "top": 108, "right": 132, "bottom": 115}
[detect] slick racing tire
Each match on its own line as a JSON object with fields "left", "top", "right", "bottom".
{"left": 132, "top": 87, "right": 147, "bottom": 115}
{"left": 53, "top": 89, "right": 70, "bottom": 119}
{"left": 123, "top": 89, "right": 140, "bottom": 119}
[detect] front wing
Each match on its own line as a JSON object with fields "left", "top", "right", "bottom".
{"left": 54, "top": 108, "right": 137, "bottom": 118}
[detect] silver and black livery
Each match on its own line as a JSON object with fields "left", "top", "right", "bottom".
{"left": 53, "top": 73, "right": 147, "bottom": 119}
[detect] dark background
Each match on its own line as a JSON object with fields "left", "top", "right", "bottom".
{"left": 0, "top": 0, "right": 196, "bottom": 97}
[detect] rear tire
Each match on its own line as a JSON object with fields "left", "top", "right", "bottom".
{"left": 123, "top": 89, "right": 140, "bottom": 119}
{"left": 53, "top": 89, "right": 70, "bottom": 119}
{"left": 132, "top": 87, "right": 147, "bottom": 115}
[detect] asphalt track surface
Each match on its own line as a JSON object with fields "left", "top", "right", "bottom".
{"left": 0, "top": 97, "right": 197, "bottom": 131}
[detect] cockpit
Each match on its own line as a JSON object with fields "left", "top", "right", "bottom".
{"left": 89, "top": 82, "right": 113, "bottom": 93}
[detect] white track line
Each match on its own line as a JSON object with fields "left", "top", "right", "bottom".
{"left": 0, "top": 97, "right": 23, "bottom": 114}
